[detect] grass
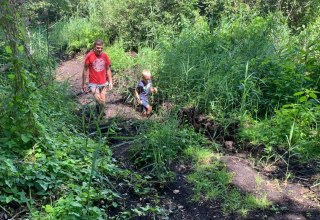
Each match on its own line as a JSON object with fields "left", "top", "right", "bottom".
{"left": 185, "top": 145, "right": 272, "bottom": 216}
{"left": 130, "top": 117, "right": 206, "bottom": 181}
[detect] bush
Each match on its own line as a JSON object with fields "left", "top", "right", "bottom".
{"left": 240, "top": 96, "right": 320, "bottom": 161}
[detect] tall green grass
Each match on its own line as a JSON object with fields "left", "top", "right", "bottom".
{"left": 158, "top": 13, "right": 295, "bottom": 119}
{"left": 130, "top": 117, "right": 206, "bottom": 181}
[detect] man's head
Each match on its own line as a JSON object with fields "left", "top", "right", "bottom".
{"left": 142, "top": 69, "right": 151, "bottom": 82}
{"left": 93, "top": 39, "right": 104, "bottom": 56}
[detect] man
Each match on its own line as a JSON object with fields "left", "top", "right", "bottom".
{"left": 82, "top": 39, "right": 113, "bottom": 117}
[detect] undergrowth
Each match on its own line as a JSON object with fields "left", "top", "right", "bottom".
{"left": 185, "top": 146, "right": 271, "bottom": 216}
{"left": 130, "top": 116, "right": 207, "bottom": 182}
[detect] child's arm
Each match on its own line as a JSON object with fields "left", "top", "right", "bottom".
{"left": 150, "top": 87, "right": 158, "bottom": 93}
{"left": 135, "top": 86, "right": 144, "bottom": 104}
{"left": 134, "top": 88, "right": 141, "bottom": 102}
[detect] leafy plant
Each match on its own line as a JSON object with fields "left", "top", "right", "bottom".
{"left": 130, "top": 118, "right": 206, "bottom": 181}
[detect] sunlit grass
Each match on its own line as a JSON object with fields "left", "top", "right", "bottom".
{"left": 184, "top": 146, "right": 220, "bottom": 167}
{"left": 185, "top": 144, "right": 272, "bottom": 216}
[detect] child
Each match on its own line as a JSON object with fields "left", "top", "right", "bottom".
{"left": 135, "top": 69, "right": 157, "bottom": 116}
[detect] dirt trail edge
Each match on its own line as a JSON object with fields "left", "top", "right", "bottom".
{"left": 56, "top": 55, "right": 320, "bottom": 220}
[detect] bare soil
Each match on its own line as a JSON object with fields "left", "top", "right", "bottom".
{"left": 56, "top": 55, "right": 320, "bottom": 220}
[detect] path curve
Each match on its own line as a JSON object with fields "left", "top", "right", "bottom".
{"left": 55, "top": 55, "right": 143, "bottom": 119}
{"left": 56, "top": 55, "right": 320, "bottom": 219}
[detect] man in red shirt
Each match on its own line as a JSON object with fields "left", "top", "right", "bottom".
{"left": 82, "top": 39, "right": 113, "bottom": 117}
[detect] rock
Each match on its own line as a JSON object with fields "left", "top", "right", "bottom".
{"left": 224, "top": 141, "right": 234, "bottom": 151}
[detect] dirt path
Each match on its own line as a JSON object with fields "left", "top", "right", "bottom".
{"left": 56, "top": 56, "right": 320, "bottom": 219}
{"left": 55, "top": 55, "right": 143, "bottom": 119}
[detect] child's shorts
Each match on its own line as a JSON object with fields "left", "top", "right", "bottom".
{"left": 140, "top": 99, "right": 149, "bottom": 108}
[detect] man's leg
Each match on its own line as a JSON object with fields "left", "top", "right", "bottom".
{"left": 92, "top": 87, "right": 107, "bottom": 116}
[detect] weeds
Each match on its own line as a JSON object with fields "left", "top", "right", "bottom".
{"left": 130, "top": 117, "right": 206, "bottom": 181}
{"left": 1, "top": 1, "right": 320, "bottom": 219}
{"left": 185, "top": 145, "right": 271, "bottom": 216}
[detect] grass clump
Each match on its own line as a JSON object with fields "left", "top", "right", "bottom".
{"left": 185, "top": 146, "right": 272, "bottom": 216}
{"left": 130, "top": 117, "right": 206, "bottom": 182}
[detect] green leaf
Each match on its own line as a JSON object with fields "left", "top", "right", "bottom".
{"left": 8, "top": 74, "right": 15, "bottom": 79}
{"left": 309, "top": 93, "right": 317, "bottom": 99}
{"left": 5, "top": 159, "right": 17, "bottom": 172}
{"left": 5, "top": 46, "right": 12, "bottom": 54}
{"left": 132, "top": 208, "right": 142, "bottom": 216}
{"left": 36, "top": 180, "right": 48, "bottom": 191}
{"left": 299, "top": 96, "right": 307, "bottom": 102}
{"left": 293, "top": 91, "right": 304, "bottom": 96}
{"left": 44, "top": 204, "right": 53, "bottom": 213}
{"left": 21, "top": 134, "right": 31, "bottom": 143}
{"left": 5, "top": 180, "right": 11, "bottom": 188}
{"left": 5, "top": 195, "right": 13, "bottom": 203}
{"left": 18, "top": 45, "right": 24, "bottom": 52}
{"left": 71, "top": 201, "right": 82, "bottom": 207}
{"left": 18, "top": 191, "right": 28, "bottom": 203}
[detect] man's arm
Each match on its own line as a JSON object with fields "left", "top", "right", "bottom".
{"left": 106, "top": 66, "right": 113, "bottom": 90}
{"left": 82, "top": 64, "right": 89, "bottom": 92}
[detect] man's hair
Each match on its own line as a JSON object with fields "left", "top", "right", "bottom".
{"left": 94, "top": 39, "right": 104, "bottom": 47}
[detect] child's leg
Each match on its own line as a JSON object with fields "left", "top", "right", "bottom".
{"left": 141, "top": 99, "right": 152, "bottom": 115}
{"left": 146, "top": 105, "right": 152, "bottom": 115}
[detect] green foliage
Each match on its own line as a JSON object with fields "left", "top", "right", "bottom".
{"left": 240, "top": 96, "right": 320, "bottom": 161}
{"left": 2, "top": 0, "right": 320, "bottom": 218}
{"left": 200, "top": 0, "right": 320, "bottom": 30}
{"left": 105, "top": 40, "right": 135, "bottom": 73}
{"left": 159, "top": 12, "right": 290, "bottom": 117}
{"left": 135, "top": 47, "right": 162, "bottom": 72}
{"left": 62, "top": 17, "right": 105, "bottom": 51}
{"left": 40, "top": 194, "right": 107, "bottom": 220}
{"left": 1, "top": 82, "right": 106, "bottom": 201}
{"left": 185, "top": 146, "right": 271, "bottom": 215}
{"left": 130, "top": 118, "right": 206, "bottom": 181}
{"left": 0, "top": 1, "right": 44, "bottom": 151}
{"left": 98, "top": 0, "right": 199, "bottom": 49}
{"left": 47, "top": 0, "right": 201, "bottom": 51}
{"left": 157, "top": 4, "right": 319, "bottom": 123}
{"left": 22, "top": 0, "right": 89, "bottom": 25}
{"left": 187, "top": 164, "right": 232, "bottom": 201}
{"left": 257, "top": 0, "right": 320, "bottom": 29}
{"left": 296, "top": 16, "right": 320, "bottom": 91}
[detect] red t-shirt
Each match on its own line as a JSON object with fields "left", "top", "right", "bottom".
{"left": 85, "top": 51, "right": 111, "bottom": 84}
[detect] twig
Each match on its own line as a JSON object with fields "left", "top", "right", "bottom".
{"left": 0, "top": 204, "right": 10, "bottom": 215}
{"left": 294, "top": 176, "right": 309, "bottom": 181}
{"left": 9, "top": 209, "right": 26, "bottom": 220}
{"left": 110, "top": 141, "right": 132, "bottom": 149}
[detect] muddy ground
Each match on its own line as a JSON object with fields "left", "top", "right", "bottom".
{"left": 56, "top": 55, "right": 320, "bottom": 220}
